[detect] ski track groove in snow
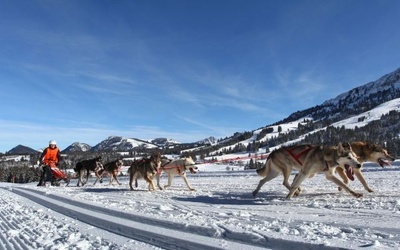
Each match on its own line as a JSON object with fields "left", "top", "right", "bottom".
{"left": 0, "top": 187, "right": 157, "bottom": 250}
{"left": 6, "top": 187, "right": 271, "bottom": 250}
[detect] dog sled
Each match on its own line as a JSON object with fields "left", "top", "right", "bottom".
{"left": 38, "top": 161, "right": 70, "bottom": 186}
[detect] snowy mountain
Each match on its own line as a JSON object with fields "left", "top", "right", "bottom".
{"left": 196, "top": 136, "right": 217, "bottom": 145}
{"left": 149, "top": 137, "right": 217, "bottom": 147}
{"left": 85, "top": 136, "right": 217, "bottom": 152}
{"left": 149, "top": 138, "right": 181, "bottom": 147}
{"left": 278, "top": 67, "right": 400, "bottom": 125}
{"left": 7, "top": 145, "right": 38, "bottom": 155}
{"left": 62, "top": 142, "right": 92, "bottom": 154}
{"left": 90, "top": 136, "right": 159, "bottom": 152}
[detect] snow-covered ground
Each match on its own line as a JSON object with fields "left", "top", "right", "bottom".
{"left": 1, "top": 162, "right": 400, "bottom": 250}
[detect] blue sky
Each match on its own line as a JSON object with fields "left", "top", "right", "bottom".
{"left": 1, "top": 0, "right": 400, "bottom": 152}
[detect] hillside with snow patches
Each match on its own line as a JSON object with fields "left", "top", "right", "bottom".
{"left": 280, "top": 67, "right": 400, "bottom": 125}
{"left": 203, "top": 97, "right": 400, "bottom": 159}
{"left": 332, "top": 98, "right": 400, "bottom": 129}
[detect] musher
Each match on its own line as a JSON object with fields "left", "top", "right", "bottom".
{"left": 37, "top": 140, "right": 61, "bottom": 186}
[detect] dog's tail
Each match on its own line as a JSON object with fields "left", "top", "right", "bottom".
{"left": 256, "top": 167, "right": 265, "bottom": 176}
{"left": 256, "top": 159, "right": 272, "bottom": 177}
{"left": 74, "top": 162, "right": 81, "bottom": 173}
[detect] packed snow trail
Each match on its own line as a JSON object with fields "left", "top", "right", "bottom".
{"left": 1, "top": 165, "right": 400, "bottom": 249}
{"left": 3, "top": 185, "right": 344, "bottom": 250}
{"left": 0, "top": 187, "right": 152, "bottom": 250}
{"left": 5, "top": 187, "right": 270, "bottom": 250}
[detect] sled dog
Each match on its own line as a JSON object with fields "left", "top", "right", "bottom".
{"left": 129, "top": 152, "right": 162, "bottom": 191}
{"left": 252, "top": 142, "right": 362, "bottom": 199}
{"left": 93, "top": 159, "right": 124, "bottom": 185}
{"left": 74, "top": 156, "right": 103, "bottom": 186}
{"left": 336, "top": 141, "right": 395, "bottom": 192}
{"left": 156, "top": 156, "right": 197, "bottom": 191}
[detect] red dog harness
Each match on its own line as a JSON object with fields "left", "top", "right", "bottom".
{"left": 161, "top": 160, "right": 185, "bottom": 175}
{"left": 285, "top": 145, "right": 314, "bottom": 166}
{"left": 286, "top": 145, "right": 330, "bottom": 171}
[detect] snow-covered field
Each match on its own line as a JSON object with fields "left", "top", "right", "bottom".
{"left": 1, "top": 162, "right": 400, "bottom": 250}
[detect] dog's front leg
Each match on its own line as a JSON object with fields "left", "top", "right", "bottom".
{"left": 353, "top": 168, "right": 373, "bottom": 192}
{"left": 325, "top": 171, "right": 363, "bottom": 197}
{"left": 336, "top": 167, "right": 349, "bottom": 191}
{"left": 93, "top": 177, "right": 99, "bottom": 185}
{"left": 145, "top": 176, "right": 156, "bottom": 191}
{"left": 164, "top": 174, "right": 173, "bottom": 189}
{"left": 287, "top": 171, "right": 308, "bottom": 199}
{"left": 156, "top": 173, "right": 163, "bottom": 190}
{"left": 283, "top": 167, "right": 302, "bottom": 196}
{"left": 287, "top": 167, "right": 315, "bottom": 199}
{"left": 93, "top": 171, "right": 103, "bottom": 185}
{"left": 182, "top": 173, "right": 195, "bottom": 191}
{"left": 114, "top": 173, "right": 122, "bottom": 185}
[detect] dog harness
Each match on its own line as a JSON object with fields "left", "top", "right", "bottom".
{"left": 161, "top": 160, "right": 190, "bottom": 176}
{"left": 285, "top": 145, "right": 314, "bottom": 166}
{"left": 286, "top": 145, "right": 341, "bottom": 173}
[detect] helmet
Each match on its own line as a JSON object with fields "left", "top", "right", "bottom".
{"left": 49, "top": 140, "right": 57, "bottom": 145}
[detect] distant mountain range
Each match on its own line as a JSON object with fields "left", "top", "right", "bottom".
{"left": 4, "top": 67, "right": 400, "bottom": 156}
{"left": 6, "top": 145, "right": 39, "bottom": 155}
{"left": 5, "top": 136, "right": 218, "bottom": 155}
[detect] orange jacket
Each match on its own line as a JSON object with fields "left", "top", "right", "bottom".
{"left": 40, "top": 147, "right": 61, "bottom": 166}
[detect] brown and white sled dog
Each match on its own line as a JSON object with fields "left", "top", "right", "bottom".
{"left": 156, "top": 156, "right": 198, "bottom": 191}
{"left": 252, "top": 143, "right": 362, "bottom": 199}
{"left": 129, "top": 152, "right": 162, "bottom": 191}
{"left": 335, "top": 141, "right": 395, "bottom": 192}
{"left": 93, "top": 159, "right": 124, "bottom": 186}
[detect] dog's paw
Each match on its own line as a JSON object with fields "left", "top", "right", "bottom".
{"left": 294, "top": 188, "right": 302, "bottom": 197}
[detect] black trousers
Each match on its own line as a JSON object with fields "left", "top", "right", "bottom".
{"left": 37, "top": 165, "right": 53, "bottom": 186}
